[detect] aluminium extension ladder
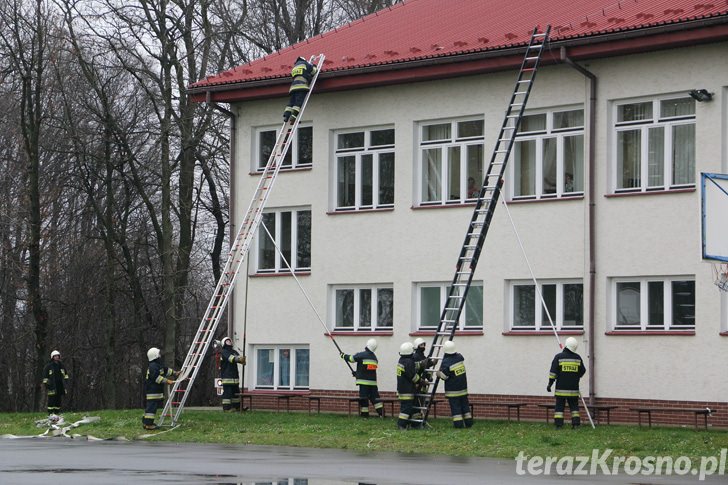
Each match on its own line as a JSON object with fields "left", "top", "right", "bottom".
{"left": 158, "top": 54, "right": 325, "bottom": 426}
{"left": 414, "top": 27, "right": 551, "bottom": 426}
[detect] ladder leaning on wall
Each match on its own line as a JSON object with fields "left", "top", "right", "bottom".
{"left": 158, "top": 54, "right": 326, "bottom": 427}
{"left": 414, "top": 27, "right": 551, "bottom": 426}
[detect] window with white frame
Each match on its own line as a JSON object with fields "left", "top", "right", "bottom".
{"left": 613, "top": 96, "right": 695, "bottom": 192}
{"left": 254, "top": 345, "right": 310, "bottom": 390}
{"left": 416, "top": 282, "right": 483, "bottom": 330}
{"left": 331, "top": 285, "right": 393, "bottom": 331}
{"left": 334, "top": 127, "right": 394, "bottom": 210}
{"left": 612, "top": 277, "right": 695, "bottom": 330}
{"left": 257, "top": 208, "right": 311, "bottom": 273}
{"left": 510, "top": 280, "right": 583, "bottom": 330}
{"left": 512, "top": 108, "right": 584, "bottom": 199}
{"left": 255, "top": 124, "right": 313, "bottom": 171}
{"left": 418, "top": 118, "right": 485, "bottom": 205}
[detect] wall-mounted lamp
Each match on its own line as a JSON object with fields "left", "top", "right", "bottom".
{"left": 689, "top": 89, "right": 713, "bottom": 102}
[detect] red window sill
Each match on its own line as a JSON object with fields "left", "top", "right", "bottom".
{"left": 412, "top": 202, "right": 477, "bottom": 210}
{"left": 502, "top": 330, "right": 584, "bottom": 336}
{"left": 328, "top": 330, "right": 394, "bottom": 336}
{"left": 244, "top": 389, "right": 310, "bottom": 395}
{"left": 409, "top": 330, "right": 484, "bottom": 336}
{"left": 327, "top": 207, "right": 394, "bottom": 215}
{"left": 719, "top": 331, "right": 728, "bottom": 337}
{"left": 507, "top": 194, "right": 584, "bottom": 204}
{"left": 249, "top": 166, "right": 313, "bottom": 176}
{"left": 605, "top": 330, "right": 695, "bottom": 336}
{"left": 605, "top": 187, "right": 695, "bottom": 198}
{"left": 251, "top": 271, "right": 311, "bottom": 278}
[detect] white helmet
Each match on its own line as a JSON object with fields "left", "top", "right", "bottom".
{"left": 413, "top": 337, "right": 426, "bottom": 348}
{"left": 565, "top": 337, "right": 578, "bottom": 352}
{"left": 50, "top": 350, "right": 60, "bottom": 359}
{"left": 222, "top": 337, "right": 232, "bottom": 347}
{"left": 147, "top": 347, "right": 161, "bottom": 362}
{"left": 399, "top": 342, "right": 414, "bottom": 356}
{"left": 366, "top": 338, "right": 377, "bottom": 352}
{"left": 443, "top": 340, "right": 456, "bottom": 354}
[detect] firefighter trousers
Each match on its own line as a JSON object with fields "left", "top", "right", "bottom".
{"left": 358, "top": 385, "right": 383, "bottom": 417}
{"left": 554, "top": 395, "right": 580, "bottom": 427}
{"left": 447, "top": 395, "right": 473, "bottom": 428}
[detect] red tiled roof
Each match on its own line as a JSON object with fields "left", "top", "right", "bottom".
{"left": 190, "top": 0, "right": 728, "bottom": 98}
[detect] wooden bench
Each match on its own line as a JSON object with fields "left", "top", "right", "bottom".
{"left": 308, "top": 395, "right": 397, "bottom": 417}
{"left": 538, "top": 403, "right": 616, "bottom": 424}
{"left": 630, "top": 407, "right": 716, "bottom": 429}
{"left": 308, "top": 396, "right": 440, "bottom": 418}
{"left": 241, "top": 392, "right": 302, "bottom": 413}
{"left": 473, "top": 402, "right": 527, "bottom": 422}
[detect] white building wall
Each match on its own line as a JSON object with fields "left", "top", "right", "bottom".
{"left": 230, "top": 41, "right": 728, "bottom": 401}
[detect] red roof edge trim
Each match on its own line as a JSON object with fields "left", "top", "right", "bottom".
{"left": 190, "top": 20, "right": 728, "bottom": 104}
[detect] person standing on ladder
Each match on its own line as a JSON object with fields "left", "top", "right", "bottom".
{"left": 547, "top": 336, "right": 586, "bottom": 429}
{"left": 412, "top": 337, "right": 431, "bottom": 421}
{"left": 341, "top": 338, "right": 383, "bottom": 417}
{"left": 283, "top": 56, "right": 317, "bottom": 123}
{"left": 220, "top": 337, "right": 246, "bottom": 412}
{"left": 143, "top": 347, "right": 179, "bottom": 430}
{"left": 436, "top": 341, "right": 473, "bottom": 428}
{"left": 43, "top": 350, "right": 69, "bottom": 416}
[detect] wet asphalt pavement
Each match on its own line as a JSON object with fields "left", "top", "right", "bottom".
{"left": 0, "top": 439, "right": 725, "bottom": 484}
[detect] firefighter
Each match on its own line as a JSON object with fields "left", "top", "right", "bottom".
{"left": 341, "top": 338, "right": 383, "bottom": 417}
{"left": 412, "top": 337, "right": 430, "bottom": 421}
{"left": 436, "top": 341, "right": 473, "bottom": 428}
{"left": 42, "top": 350, "right": 69, "bottom": 416}
{"left": 220, "top": 337, "right": 246, "bottom": 412}
{"left": 396, "top": 342, "right": 422, "bottom": 430}
{"left": 547, "top": 336, "right": 586, "bottom": 429}
{"left": 283, "top": 56, "right": 317, "bottom": 123}
{"left": 142, "top": 347, "right": 179, "bottom": 430}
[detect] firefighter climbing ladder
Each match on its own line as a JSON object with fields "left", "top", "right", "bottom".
{"left": 158, "top": 54, "right": 325, "bottom": 427}
{"left": 416, "top": 27, "right": 551, "bottom": 425}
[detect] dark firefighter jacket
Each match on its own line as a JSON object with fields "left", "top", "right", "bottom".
{"left": 440, "top": 352, "right": 468, "bottom": 398}
{"left": 221, "top": 346, "right": 242, "bottom": 385}
{"left": 396, "top": 354, "right": 421, "bottom": 400}
{"left": 343, "top": 348, "right": 378, "bottom": 386}
{"left": 42, "top": 360, "right": 69, "bottom": 396}
{"left": 145, "top": 359, "right": 174, "bottom": 401}
{"left": 413, "top": 348, "right": 426, "bottom": 365}
{"left": 548, "top": 348, "right": 586, "bottom": 397}
{"left": 289, "top": 58, "right": 317, "bottom": 92}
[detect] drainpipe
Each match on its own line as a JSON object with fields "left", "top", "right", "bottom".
{"left": 560, "top": 47, "right": 597, "bottom": 405}
{"left": 206, "top": 91, "right": 237, "bottom": 339}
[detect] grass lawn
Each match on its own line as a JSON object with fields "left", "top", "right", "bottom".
{"left": 2, "top": 409, "right": 727, "bottom": 461}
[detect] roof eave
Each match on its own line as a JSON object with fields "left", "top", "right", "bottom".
{"left": 190, "top": 17, "right": 728, "bottom": 104}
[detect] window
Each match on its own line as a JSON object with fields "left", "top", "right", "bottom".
{"left": 334, "top": 127, "right": 394, "bottom": 211}
{"left": 512, "top": 108, "right": 584, "bottom": 199}
{"left": 416, "top": 282, "right": 483, "bottom": 330}
{"left": 256, "top": 208, "right": 311, "bottom": 273}
{"left": 255, "top": 125, "right": 313, "bottom": 171}
{"left": 254, "top": 345, "right": 309, "bottom": 390}
{"left": 613, "top": 96, "right": 695, "bottom": 192}
{"left": 510, "top": 280, "right": 583, "bottom": 330}
{"left": 418, "top": 118, "right": 485, "bottom": 205}
{"left": 612, "top": 277, "right": 695, "bottom": 330}
{"left": 331, "top": 285, "right": 393, "bottom": 331}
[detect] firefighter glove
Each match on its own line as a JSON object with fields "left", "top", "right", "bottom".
{"left": 166, "top": 379, "right": 175, "bottom": 385}
{"left": 436, "top": 370, "right": 447, "bottom": 380}
{"left": 339, "top": 352, "right": 345, "bottom": 359}
{"left": 546, "top": 384, "right": 552, "bottom": 392}
{"left": 238, "top": 356, "right": 247, "bottom": 365}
